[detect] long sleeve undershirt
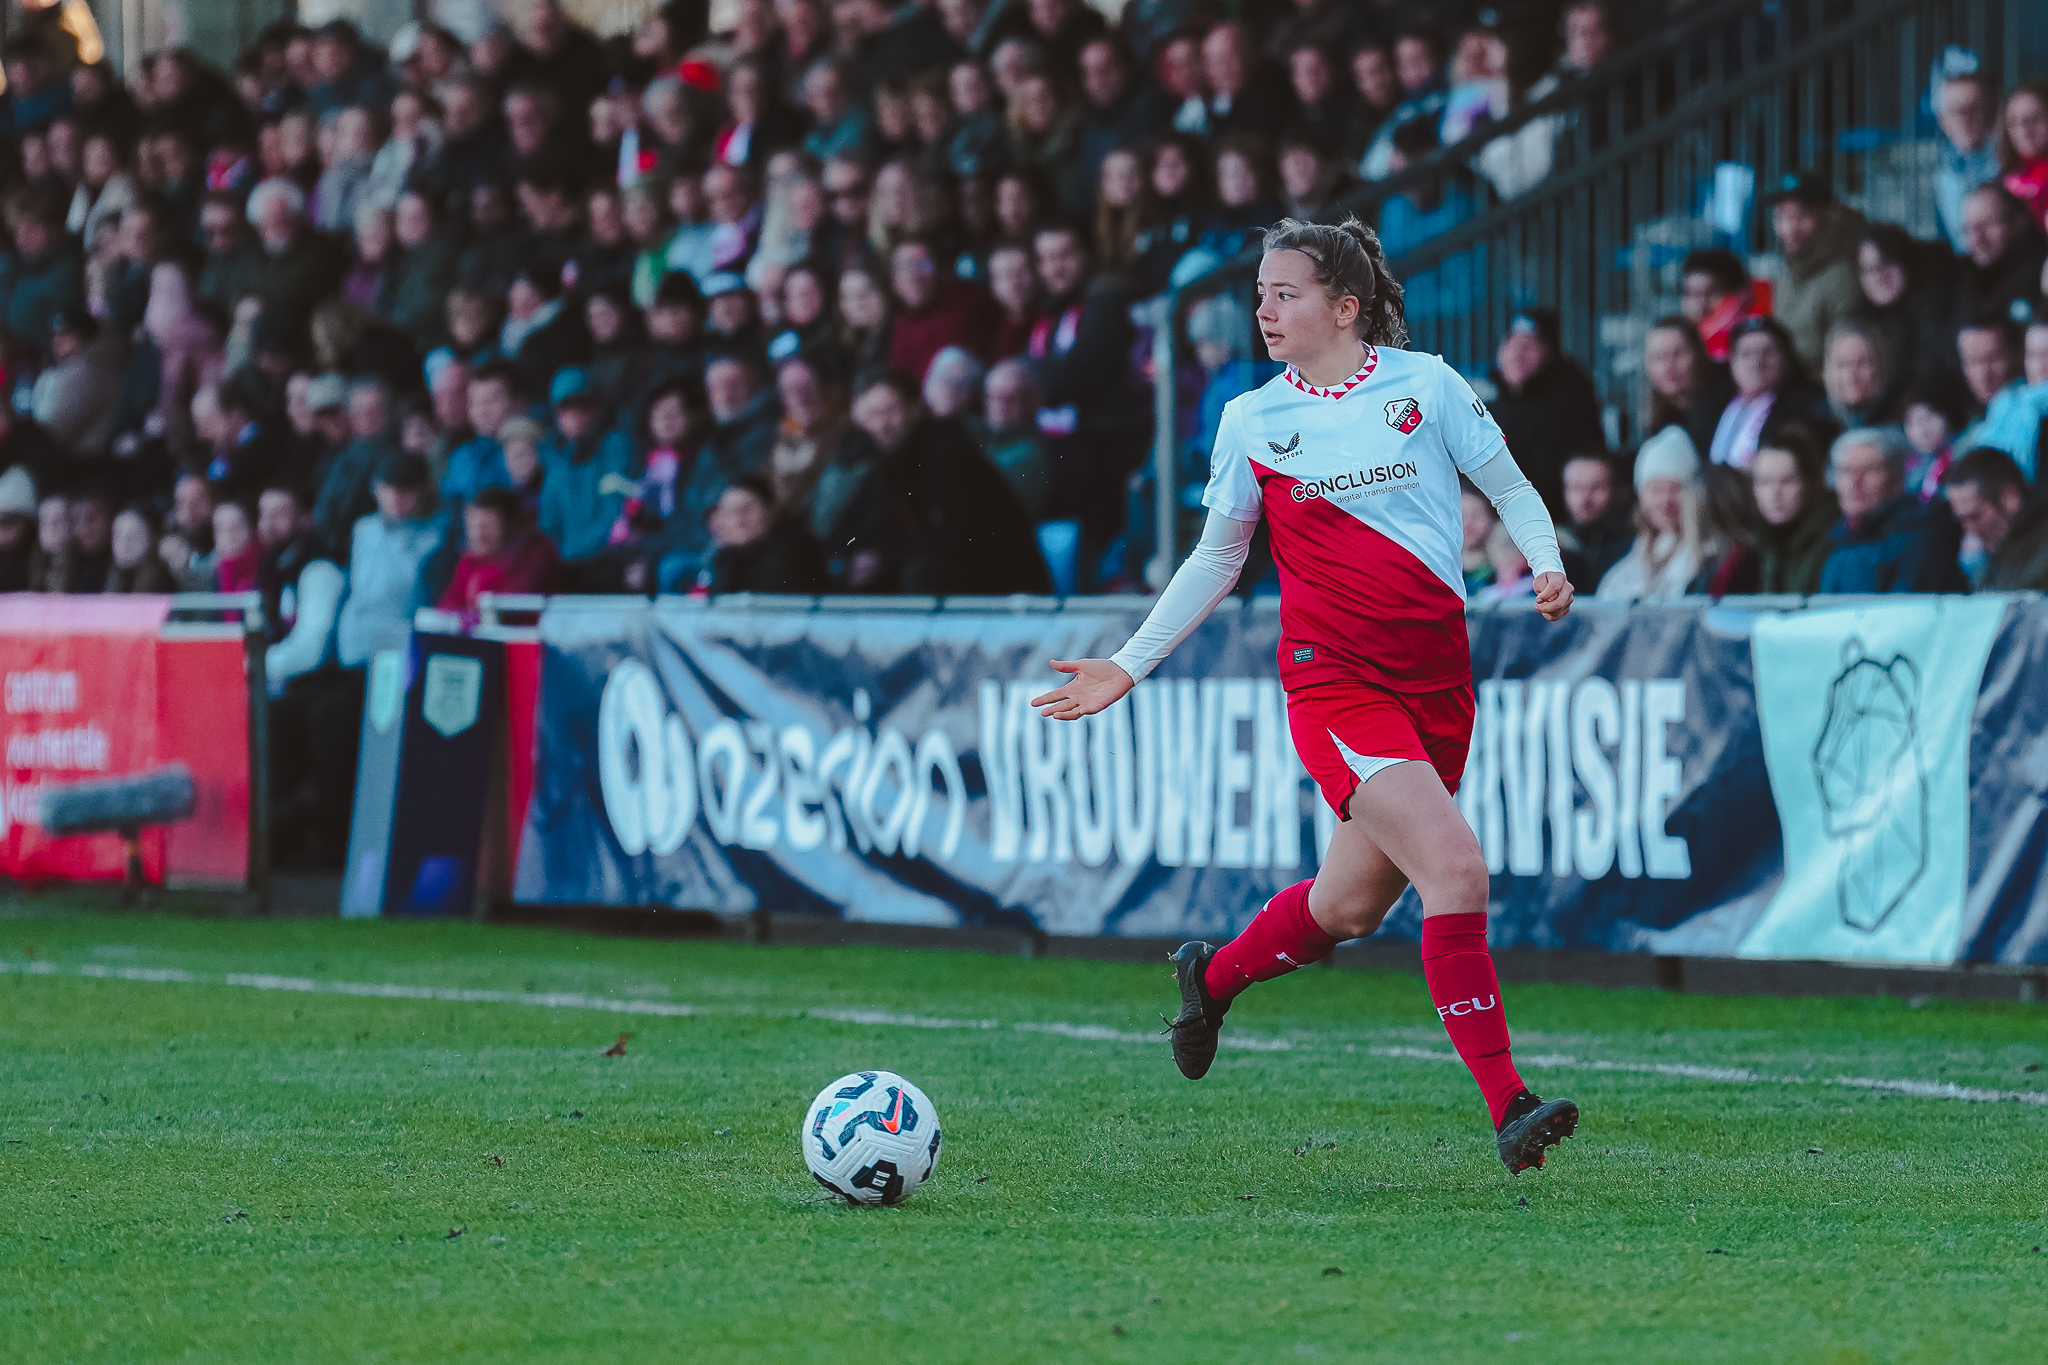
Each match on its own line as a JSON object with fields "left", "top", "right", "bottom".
{"left": 1109, "top": 450, "right": 1564, "bottom": 683}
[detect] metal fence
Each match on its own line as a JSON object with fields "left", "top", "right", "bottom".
{"left": 1147, "top": 0, "right": 2029, "bottom": 585}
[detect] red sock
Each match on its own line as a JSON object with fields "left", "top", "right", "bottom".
{"left": 1420, "top": 912, "right": 1526, "bottom": 1127}
{"left": 1203, "top": 879, "right": 1337, "bottom": 1003}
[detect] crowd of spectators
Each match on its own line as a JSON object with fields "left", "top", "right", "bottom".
{"left": 0, "top": 2, "right": 2040, "bottom": 861}
{"left": 0, "top": 0, "right": 1663, "bottom": 860}
{"left": 1457, "top": 63, "right": 2048, "bottom": 609}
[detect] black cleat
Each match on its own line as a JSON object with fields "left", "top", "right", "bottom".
{"left": 1162, "top": 941, "right": 1229, "bottom": 1079}
{"left": 1496, "top": 1090, "right": 1578, "bottom": 1174}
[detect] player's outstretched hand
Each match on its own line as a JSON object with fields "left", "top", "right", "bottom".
{"left": 1032, "top": 658, "right": 1135, "bottom": 720}
{"left": 1533, "top": 571, "right": 1574, "bottom": 622}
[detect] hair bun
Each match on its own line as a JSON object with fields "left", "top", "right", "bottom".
{"left": 1260, "top": 217, "right": 1408, "bottom": 348}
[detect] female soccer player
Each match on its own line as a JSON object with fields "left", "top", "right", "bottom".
{"left": 1030, "top": 217, "right": 1580, "bottom": 1174}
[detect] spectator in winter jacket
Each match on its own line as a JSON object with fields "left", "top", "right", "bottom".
{"left": 1955, "top": 317, "right": 2048, "bottom": 481}
{"left": 438, "top": 486, "right": 562, "bottom": 619}
{"left": 102, "top": 503, "right": 175, "bottom": 593}
{"left": 699, "top": 474, "right": 830, "bottom": 595}
{"left": 30, "top": 310, "right": 123, "bottom": 456}
{"left": 1705, "top": 316, "right": 1837, "bottom": 470}
{"left": 1027, "top": 221, "right": 1142, "bottom": 566}
{"left": 1596, "top": 426, "right": 1707, "bottom": 602}
{"left": 1934, "top": 68, "right": 2002, "bottom": 254}
{"left": 2001, "top": 83, "right": 2048, "bottom": 231}
{"left": 1642, "top": 316, "right": 1735, "bottom": 458}
{"left": 1817, "top": 427, "right": 1966, "bottom": 594}
{"left": 658, "top": 356, "right": 780, "bottom": 587}
{"left": 1953, "top": 185, "right": 2048, "bottom": 339}
{"left": 245, "top": 178, "right": 346, "bottom": 346}
{"left": 1748, "top": 428, "right": 1838, "bottom": 595}
{"left": 1766, "top": 173, "right": 1865, "bottom": 373}
{"left": 375, "top": 190, "right": 457, "bottom": 346}
{"left": 1842, "top": 223, "right": 1957, "bottom": 387}
{"left": 1485, "top": 310, "right": 1607, "bottom": 519}
{"left": 497, "top": 417, "right": 546, "bottom": 521}
{"left": 1945, "top": 447, "right": 2048, "bottom": 590}
{"left": 337, "top": 453, "right": 452, "bottom": 666}
{"left": 1555, "top": 453, "right": 1633, "bottom": 593}
{"left": 311, "top": 378, "right": 401, "bottom": 562}
{"left": 1678, "top": 248, "right": 1765, "bottom": 364}
{"left": 256, "top": 485, "right": 343, "bottom": 686}
{"left": 2, "top": 186, "right": 83, "bottom": 353}
{"left": 536, "top": 367, "right": 637, "bottom": 563}
{"left": 441, "top": 361, "right": 524, "bottom": 507}
{"left": 886, "top": 238, "right": 996, "bottom": 385}
{"left": 841, "top": 368, "right": 1049, "bottom": 595}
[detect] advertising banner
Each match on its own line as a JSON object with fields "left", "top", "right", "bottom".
{"left": 517, "top": 596, "right": 2048, "bottom": 965}
{"left": 0, "top": 596, "right": 170, "bottom": 881}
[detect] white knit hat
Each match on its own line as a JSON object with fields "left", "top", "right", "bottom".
{"left": 1634, "top": 425, "right": 1701, "bottom": 490}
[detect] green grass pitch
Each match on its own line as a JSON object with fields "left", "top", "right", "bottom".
{"left": 3, "top": 906, "right": 2046, "bottom": 1363}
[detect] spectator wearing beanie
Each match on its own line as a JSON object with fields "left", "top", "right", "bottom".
{"left": 1485, "top": 310, "right": 1606, "bottom": 518}
{"left": 536, "top": 367, "right": 636, "bottom": 563}
{"left": 1817, "top": 428, "right": 1966, "bottom": 594}
{"left": 1596, "top": 426, "right": 1706, "bottom": 601}
{"left": 337, "top": 452, "right": 452, "bottom": 667}
{"left": 1946, "top": 448, "right": 2048, "bottom": 590}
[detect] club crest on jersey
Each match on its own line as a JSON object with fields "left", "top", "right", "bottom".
{"left": 1266, "top": 432, "right": 1301, "bottom": 459}
{"left": 1384, "top": 397, "right": 1423, "bottom": 434}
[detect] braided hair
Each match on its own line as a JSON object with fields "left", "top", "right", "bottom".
{"left": 1259, "top": 215, "right": 1408, "bottom": 349}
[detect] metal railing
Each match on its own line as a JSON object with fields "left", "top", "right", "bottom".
{"left": 1147, "top": 0, "right": 2028, "bottom": 586}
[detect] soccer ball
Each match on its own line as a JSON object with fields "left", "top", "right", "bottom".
{"left": 801, "top": 1070, "right": 942, "bottom": 1206}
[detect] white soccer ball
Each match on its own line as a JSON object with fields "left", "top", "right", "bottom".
{"left": 801, "top": 1070, "right": 942, "bottom": 1206}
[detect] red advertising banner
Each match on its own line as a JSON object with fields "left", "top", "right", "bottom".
{"left": 157, "top": 632, "right": 250, "bottom": 886}
{"left": 0, "top": 595, "right": 172, "bottom": 881}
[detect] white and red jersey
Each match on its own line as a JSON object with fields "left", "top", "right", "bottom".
{"left": 1203, "top": 345, "right": 1509, "bottom": 695}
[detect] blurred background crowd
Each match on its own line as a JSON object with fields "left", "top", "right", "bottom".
{"left": 0, "top": 0, "right": 2042, "bottom": 861}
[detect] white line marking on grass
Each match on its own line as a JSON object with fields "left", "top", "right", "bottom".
{"left": 5, "top": 958, "right": 2042, "bottom": 1105}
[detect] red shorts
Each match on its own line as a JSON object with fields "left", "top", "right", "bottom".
{"left": 1287, "top": 681, "right": 1476, "bottom": 819}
